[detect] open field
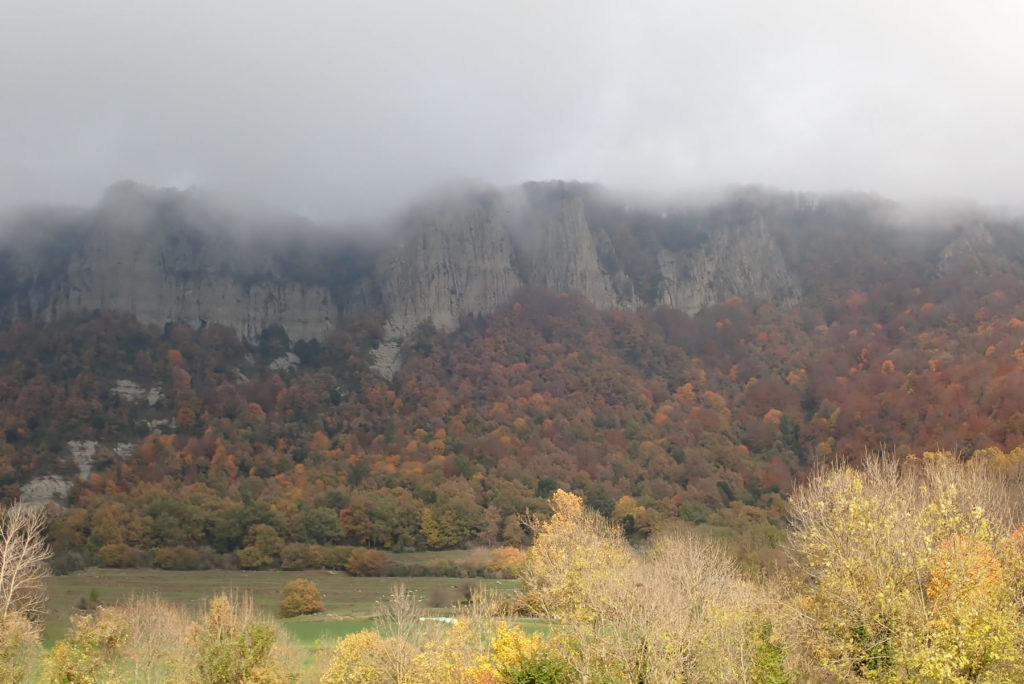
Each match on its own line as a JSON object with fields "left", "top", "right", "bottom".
{"left": 44, "top": 567, "right": 517, "bottom": 644}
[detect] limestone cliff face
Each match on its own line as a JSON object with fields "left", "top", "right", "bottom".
{"left": 656, "top": 218, "right": 800, "bottom": 314}
{"left": 371, "top": 191, "right": 523, "bottom": 338}
{"left": 939, "top": 223, "right": 995, "bottom": 275}
{"left": 0, "top": 182, "right": 803, "bottom": 362}
{"left": 362, "top": 182, "right": 800, "bottom": 372}
{"left": 55, "top": 230, "right": 334, "bottom": 342}
{"left": 0, "top": 184, "right": 337, "bottom": 343}
{"left": 512, "top": 183, "right": 638, "bottom": 310}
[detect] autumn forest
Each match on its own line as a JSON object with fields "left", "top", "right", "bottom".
{"left": 0, "top": 194, "right": 1022, "bottom": 582}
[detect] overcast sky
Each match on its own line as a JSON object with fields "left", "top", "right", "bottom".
{"left": 2, "top": 1, "right": 1023, "bottom": 219}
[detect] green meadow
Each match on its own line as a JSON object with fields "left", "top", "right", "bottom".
{"left": 44, "top": 567, "right": 517, "bottom": 646}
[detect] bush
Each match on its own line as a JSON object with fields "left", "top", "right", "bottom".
{"left": 50, "top": 550, "right": 87, "bottom": 575}
{"left": 97, "top": 543, "right": 143, "bottom": 568}
{"left": 0, "top": 614, "right": 41, "bottom": 683}
{"left": 784, "top": 454, "right": 1024, "bottom": 682}
{"left": 321, "top": 545, "right": 354, "bottom": 570}
{"left": 492, "top": 622, "right": 569, "bottom": 684}
{"left": 487, "top": 546, "right": 526, "bottom": 578}
{"left": 43, "top": 608, "right": 126, "bottom": 683}
{"left": 280, "top": 543, "right": 324, "bottom": 570}
{"left": 278, "top": 578, "right": 324, "bottom": 618}
{"left": 520, "top": 490, "right": 775, "bottom": 682}
{"left": 118, "top": 595, "right": 193, "bottom": 683}
{"left": 344, "top": 548, "right": 387, "bottom": 576}
{"left": 153, "top": 545, "right": 201, "bottom": 570}
{"left": 237, "top": 546, "right": 266, "bottom": 570}
{"left": 190, "top": 593, "right": 298, "bottom": 684}
{"left": 321, "top": 629, "right": 412, "bottom": 684}
{"left": 237, "top": 524, "right": 283, "bottom": 569}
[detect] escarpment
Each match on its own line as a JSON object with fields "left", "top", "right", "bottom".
{"left": 360, "top": 183, "right": 800, "bottom": 355}
{"left": 0, "top": 183, "right": 339, "bottom": 344}
{"left": 0, "top": 181, "right": 817, "bottom": 375}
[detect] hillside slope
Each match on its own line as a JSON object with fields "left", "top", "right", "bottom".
{"left": 2, "top": 183, "right": 1024, "bottom": 568}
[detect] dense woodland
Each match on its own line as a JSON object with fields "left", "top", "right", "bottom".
{"left": 3, "top": 196, "right": 1024, "bottom": 574}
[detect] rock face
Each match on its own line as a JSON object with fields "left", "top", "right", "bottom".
{"left": 369, "top": 190, "right": 524, "bottom": 339}
{"left": 939, "top": 223, "right": 995, "bottom": 274}
{"left": 656, "top": 218, "right": 800, "bottom": 314}
{"left": 360, "top": 182, "right": 799, "bottom": 343}
{"left": 0, "top": 181, "right": 803, "bottom": 369}
{"left": 0, "top": 183, "right": 338, "bottom": 344}
{"left": 512, "top": 183, "right": 636, "bottom": 311}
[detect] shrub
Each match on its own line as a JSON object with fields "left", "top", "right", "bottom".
{"left": 50, "top": 550, "right": 87, "bottom": 575}
{"left": 492, "top": 622, "right": 568, "bottom": 684}
{"left": 785, "top": 454, "right": 1024, "bottom": 682}
{"left": 280, "top": 543, "right": 325, "bottom": 570}
{"left": 237, "top": 546, "right": 266, "bottom": 570}
{"left": 43, "top": 608, "right": 126, "bottom": 683}
{"left": 238, "top": 524, "right": 283, "bottom": 569}
{"left": 321, "top": 545, "right": 354, "bottom": 570}
{"left": 321, "top": 629, "right": 413, "bottom": 684}
{"left": 0, "top": 613, "right": 41, "bottom": 683}
{"left": 487, "top": 546, "right": 526, "bottom": 577}
{"left": 345, "top": 548, "right": 387, "bottom": 576}
{"left": 189, "top": 592, "right": 298, "bottom": 684}
{"left": 278, "top": 578, "right": 324, "bottom": 618}
{"left": 520, "top": 490, "right": 776, "bottom": 682}
{"left": 97, "top": 542, "right": 143, "bottom": 568}
{"left": 153, "top": 545, "right": 201, "bottom": 570}
{"left": 119, "top": 595, "right": 193, "bottom": 683}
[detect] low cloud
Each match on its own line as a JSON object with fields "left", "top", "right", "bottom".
{"left": 3, "top": 1, "right": 1024, "bottom": 220}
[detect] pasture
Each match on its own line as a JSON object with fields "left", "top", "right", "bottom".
{"left": 44, "top": 567, "right": 517, "bottom": 646}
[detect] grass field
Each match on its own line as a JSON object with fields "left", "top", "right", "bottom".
{"left": 44, "top": 567, "right": 518, "bottom": 645}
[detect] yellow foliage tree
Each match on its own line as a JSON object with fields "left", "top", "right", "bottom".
{"left": 321, "top": 629, "right": 411, "bottom": 684}
{"left": 786, "top": 453, "right": 1024, "bottom": 682}
{"left": 520, "top": 489, "right": 633, "bottom": 621}
{"left": 521, "top": 490, "right": 776, "bottom": 682}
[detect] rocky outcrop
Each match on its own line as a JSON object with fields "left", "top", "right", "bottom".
{"left": 112, "top": 379, "right": 164, "bottom": 406}
{"left": 656, "top": 218, "right": 800, "bottom": 313}
{"left": 371, "top": 191, "right": 523, "bottom": 338}
{"left": 939, "top": 224, "right": 994, "bottom": 274}
{"left": 512, "top": 183, "right": 637, "bottom": 310}
{"left": 0, "top": 184, "right": 338, "bottom": 343}
{"left": 0, "top": 181, "right": 803, "bottom": 374}
{"left": 23, "top": 439, "right": 135, "bottom": 507}
{"left": 358, "top": 182, "right": 800, "bottom": 374}
{"left": 366, "top": 183, "right": 797, "bottom": 331}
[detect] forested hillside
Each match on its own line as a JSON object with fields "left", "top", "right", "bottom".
{"left": 3, "top": 188, "right": 1024, "bottom": 570}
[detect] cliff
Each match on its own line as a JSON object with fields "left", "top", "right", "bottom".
{"left": 0, "top": 183, "right": 338, "bottom": 343}
{"left": 358, "top": 183, "right": 801, "bottom": 375}
{"left": 0, "top": 181, "right": 805, "bottom": 371}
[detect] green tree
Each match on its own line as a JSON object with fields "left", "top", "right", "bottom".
{"left": 238, "top": 524, "right": 283, "bottom": 569}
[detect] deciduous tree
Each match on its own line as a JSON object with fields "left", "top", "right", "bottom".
{"left": 0, "top": 503, "right": 51, "bottom": 624}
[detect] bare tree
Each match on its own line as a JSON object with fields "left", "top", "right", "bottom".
{"left": 119, "top": 595, "right": 192, "bottom": 684}
{"left": 0, "top": 503, "right": 52, "bottom": 624}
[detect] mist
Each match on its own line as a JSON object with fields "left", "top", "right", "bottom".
{"left": 3, "top": 1, "right": 1024, "bottom": 221}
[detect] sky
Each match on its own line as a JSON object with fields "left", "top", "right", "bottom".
{"left": 2, "top": 1, "right": 1023, "bottom": 219}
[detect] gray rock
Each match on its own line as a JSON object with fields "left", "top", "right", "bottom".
{"left": 0, "top": 182, "right": 803, "bottom": 378}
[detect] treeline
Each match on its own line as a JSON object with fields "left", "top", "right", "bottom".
{"left": 70, "top": 538, "right": 523, "bottom": 579}
{"left": 7, "top": 452, "right": 1024, "bottom": 682}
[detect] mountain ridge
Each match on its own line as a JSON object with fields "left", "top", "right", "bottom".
{"left": 0, "top": 181, "right": 808, "bottom": 370}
